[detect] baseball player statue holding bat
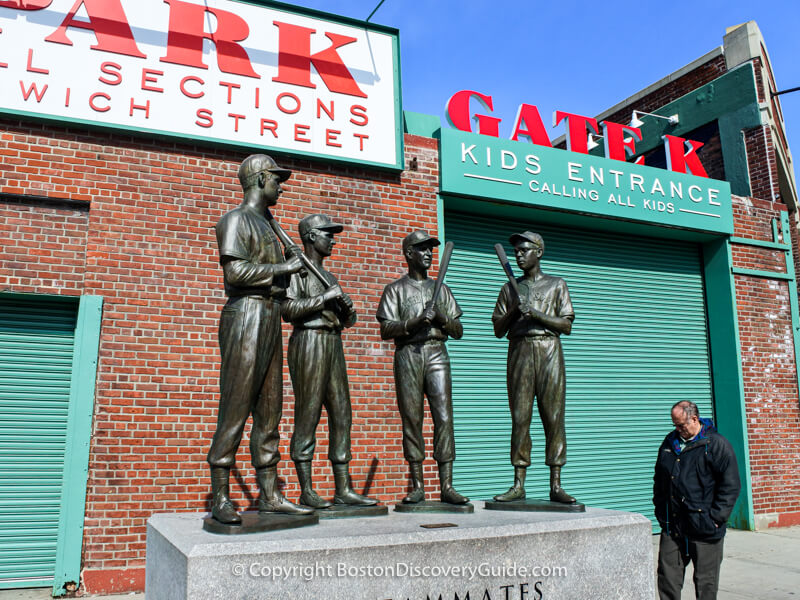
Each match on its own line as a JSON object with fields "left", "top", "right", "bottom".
{"left": 282, "top": 214, "right": 378, "bottom": 510}
{"left": 207, "top": 154, "right": 313, "bottom": 526}
{"left": 492, "top": 231, "right": 577, "bottom": 505}
{"left": 376, "top": 230, "right": 469, "bottom": 506}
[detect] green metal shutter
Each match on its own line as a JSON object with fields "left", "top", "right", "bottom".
{"left": 445, "top": 211, "right": 713, "bottom": 523}
{"left": 0, "top": 297, "right": 78, "bottom": 588}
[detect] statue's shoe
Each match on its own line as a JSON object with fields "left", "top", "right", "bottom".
{"left": 212, "top": 498, "right": 242, "bottom": 524}
{"left": 299, "top": 489, "right": 333, "bottom": 509}
{"left": 441, "top": 487, "right": 470, "bottom": 505}
{"left": 550, "top": 486, "right": 576, "bottom": 504}
{"left": 493, "top": 485, "right": 525, "bottom": 502}
{"left": 334, "top": 490, "right": 379, "bottom": 506}
{"left": 259, "top": 494, "right": 314, "bottom": 515}
{"left": 402, "top": 487, "right": 425, "bottom": 503}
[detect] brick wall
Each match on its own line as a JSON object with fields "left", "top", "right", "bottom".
{"left": 0, "top": 195, "right": 88, "bottom": 294}
{"left": 600, "top": 55, "right": 727, "bottom": 128}
{"left": 0, "top": 116, "right": 441, "bottom": 593}
{"left": 730, "top": 196, "right": 800, "bottom": 526}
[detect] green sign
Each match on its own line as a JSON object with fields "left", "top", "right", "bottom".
{"left": 440, "top": 129, "right": 733, "bottom": 235}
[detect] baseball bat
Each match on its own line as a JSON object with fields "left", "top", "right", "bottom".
{"left": 494, "top": 243, "right": 522, "bottom": 300}
{"left": 428, "top": 241, "right": 455, "bottom": 309}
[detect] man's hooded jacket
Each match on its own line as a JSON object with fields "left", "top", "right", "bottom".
{"left": 653, "top": 418, "right": 741, "bottom": 541}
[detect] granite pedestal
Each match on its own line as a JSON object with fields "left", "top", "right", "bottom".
{"left": 146, "top": 507, "right": 654, "bottom": 600}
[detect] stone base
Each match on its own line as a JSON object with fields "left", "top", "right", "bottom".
{"left": 201, "top": 511, "right": 318, "bottom": 535}
{"left": 394, "top": 500, "right": 475, "bottom": 513}
{"left": 485, "top": 498, "right": 586, "bottom": 513}
{"left": 316, "top": 504, "right": 388, "bottom": 519}
{"left": 146, "top": 507, "right": 654, "bottom": 600}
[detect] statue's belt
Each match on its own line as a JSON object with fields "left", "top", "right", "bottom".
{"left": 396, "top": 338, "right": 446, "bottom": 349}
{"left": 291, "top": 327, "right": 341, "bottom": 335}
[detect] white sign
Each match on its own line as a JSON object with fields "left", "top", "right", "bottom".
{"left": 0, "top": 0, "right": 402, "bottom": 169}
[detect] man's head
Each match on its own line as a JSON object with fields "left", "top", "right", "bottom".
{"left": 671, "top": 401, "right": 702, "bottom": 439}
{"left": 298, "top": 214, "right": 343, "bottom": 258}
{"left": 237, "top": 154, "right": 291, "bottom": 203}
{"left": 402, "top": 230, "right": 440, "bottom": 271}
{"left": 510, "top": 231, "right": 544, "bottom": 272}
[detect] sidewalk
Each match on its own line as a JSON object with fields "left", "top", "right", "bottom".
{"left": 2, "top": 526, "right": 798, "bottom": 599}
{"left": 649, "top": 525, "right": 800, "bottom": 599}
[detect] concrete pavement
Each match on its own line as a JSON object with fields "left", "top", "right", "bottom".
{"left": 1, "top": 526, "right": 798, "bottom": 599}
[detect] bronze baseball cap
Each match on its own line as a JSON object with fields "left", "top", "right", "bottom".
{"left": 298, "top": 214, "right": 344, "bottom": 238}
{"left": 402, "top": 230, "right": 441, "bottom": 252}
{"left": 509, "top": 231, "right": 544, "bottom": 248}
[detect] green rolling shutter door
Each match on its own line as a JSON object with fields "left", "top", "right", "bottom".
{"left": 445, "top": 212, "right": 714, "bottom": 522}
{"left": 0, "top": 297, "right": 78, "bottom": 588}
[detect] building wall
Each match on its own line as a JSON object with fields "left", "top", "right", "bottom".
{"left": 2, "top": 33, "right": 800, "bottom": 593}
{"left": 731, "top": 196, "right": 800, "bottom": 529}
{"left": 0, "top": 116, "right": 441, "bottom": 593}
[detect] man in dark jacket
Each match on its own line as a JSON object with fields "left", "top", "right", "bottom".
{"left": 653, "top": 401, "right": 741, "bottom": 600}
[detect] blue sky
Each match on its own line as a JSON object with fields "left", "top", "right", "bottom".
{"left": 289, "top": 0, "right": 800, "bottom": 184}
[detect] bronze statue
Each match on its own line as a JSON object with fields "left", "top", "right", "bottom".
{"left": 376, "top": 231, "right": 469, "bottom": 506}
{"left": 492, "top": 232, "right": 576, "bottom": 504}
{"left": 207, "top": 154, "right": 313, "bottom": 524}
{"left": 283, "top": 214, "right": 378, "bottom": 509}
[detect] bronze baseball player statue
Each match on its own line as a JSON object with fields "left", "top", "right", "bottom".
{"left": 283, "top": 214, "right": 378, "bottom": 509}
{"left": 207, "top": 154, "right": 313, "bottom": 525}
{"left": 492, "top": 231, "right": 577, "bottom": 505}
{"left": 376, "top": 231, "right": 469, "bottom": 506}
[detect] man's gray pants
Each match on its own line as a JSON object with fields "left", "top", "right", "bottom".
{"left": 657, "top": 531, "right": 724, "bottom": 600}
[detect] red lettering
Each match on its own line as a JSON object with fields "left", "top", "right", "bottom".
{"left": 354, "top": 132, "right": 368, "bottom": 151}
{"left": 89, "top": 92, "right": 110, "bottom": 112}
{"left": 317, "top": 99, "right": 334, "bottom": 120}
{"left": 228, "top": 113, "right": 245, "bottom": 132}
{"left": 260, "top": 118, "right": 278, "bottom": 138}
{"left": 349, "top": 105, "right": 368, "bottom": 127}
{"left": 276, "top": 92, "right": 300, "bottom": 114}
{"left": 601, "top": 121, "right": 642, "bottom": 163}
{"left": 0, "top": 0, "right": 53, "bottom": 9}
{"left": 272, "top": 21, "right": 366, "bottom": 98}
{"left": 325, "top": 129, "right": 341, "bottom": 148}
{"left": 254, "top": 88, "right": 260, "bottom": 109}
{"left": 45, "top": 0, "right": 145, "bottom": 58}
{"left": 19, "top": 80, "right": 48, "bottom": 102}
{"left": 64, "top": 87, "right": 71, "bottom": 106}
{"left": 446, "top": 90, "right": 501, "bottom": 136}
{"left": 511, "top": 104, "right": 552, "bottom": 146}
{"left": 160, "top": 0, "right": 258, "bottom": 79}
{"left": 180, "top": 75, "right": 204, "bottom": 99}
{"left": 219, "top": 81, "right": 240, "bottom": 104}
{"left": 663, "top": 135, "right": 708, "bottom": 177}
{"left": 554, "top": 111, "right": 598, "bottom": 154}
{"left": 26, "top": 49, "right": 49, "bottom": 74}
{"left": 141, "top": 69, "right": 164, "bottom": 93}
{"left": 195, "top": 108, "right": 213, "bottom": 128}
{"left": 0, "top": 61, "right": 7, "bottom": 69}
{"left": 99, "top": 62, "right": 123, "bottom": 86}
{"left": 129, "top": 98, "right": 150, "bottom": 118}
{"left": 294, "top": 123, "right": 311, "bottom": 143}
